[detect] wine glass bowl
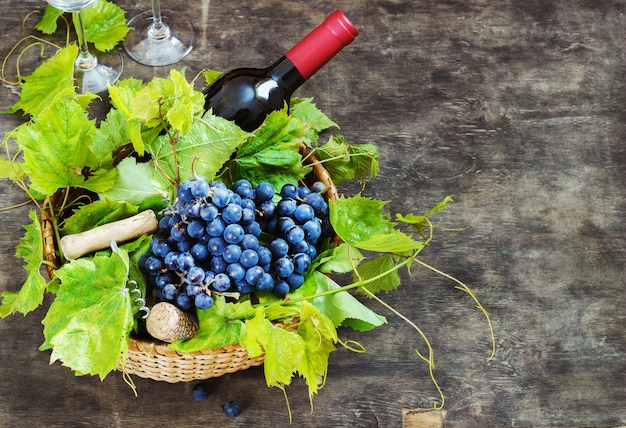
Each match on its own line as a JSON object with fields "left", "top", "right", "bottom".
{"left": 45, "top": 0, "right": 123, "bottom": 94}
{"left": 45, "top": 0, "right": 97, "bottom": 12}
{"left": 123, "top": 2, "right": 195, "bottom": 66}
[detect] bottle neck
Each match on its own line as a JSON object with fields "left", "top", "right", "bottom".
{"left": 268, "top": 56, "right": 306, "bottom": 92}
{"left": 285, "top": 10, "right": 358, "bottom": 80}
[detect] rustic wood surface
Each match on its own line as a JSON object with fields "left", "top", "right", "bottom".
{"left": 1, "top": 1, "right": 624, "bottom": 426}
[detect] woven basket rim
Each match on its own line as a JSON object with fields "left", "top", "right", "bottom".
{"left": 40, "top": 143, "right": 338, "bottom": 382}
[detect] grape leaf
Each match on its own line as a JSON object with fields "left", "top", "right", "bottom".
{"left": 8, "top": 45, "right": 77, "bottom": 117}
{"left": 315, "top": 242, "right": 364, "bottom": 274}
{"left": 149, "top": 112, "right": 251, "bottom": 186}
{"left": 329, "top": 195, "right": 422, "bottom": 252}
{"left": 108, "top": 78, "right": 149, "bottom": 155}
{"left": 225, "top": 110, "right": 311, "bottom": 189}
{"left": 166, "top": 69, "right": 205, "bottom": 135}
{"left": 290, "top": 97, "right": 338, "bottom": 143}
{"left": 169, "top": 297, "right": 256, "bottom": 352}
{"left": 0, "top": 157, "right": 24, "bottom": 183}
{"left": 60, "top": 198, "right": 139, "bottom": 235}
{"left": 241, "top": 308, "right": 272, "bottom": 358}
{"left": 202, "top": 69, "right": 223, "bottom": 86}
{"left": 314, "top": 135, "right": 380, "bottom": 184}
{"left": 262, "top": 302, "right": 300, "bottom": 322}
{"left": 82, "top": 0, "right": 130, "bottom": 52}
{"left": 91, "top": 108, "right": 130, "bottom": 168}
{"left": 35, "top": 5, "right": 63, "bottom": 34}
{"left": 261, "top": 322, "right": 305, "bottom": 389}
{"left": 295, "top": 301, "right": 337, "bottom": 399}
{"left": 291, "top": 98, "right": 338, "bottom": 133}
{"left": 354, "top": 254, "right": 402, "bottom": 295}
{"left": 11, "top": 92, "right": 117, "bottom": 196}
{"left": 108, "top": 77, "right": 145, "bottom": 115}
{"left": 40, "top": 249, "right": 134, "bottom": 379}
{"left": 0, "top": 210, "right": 47, "bottom": 317}
{"left": 396, "top": 195, "right": 454, "bottom": 227}
{"left": 307, "top": 271, "right": 386, "bottom": 331}
{"left": 131, "top": 70, "right": 204, "bottom": 135}
{"left": 98, "top": 157, "right": 166, "bottom": 206}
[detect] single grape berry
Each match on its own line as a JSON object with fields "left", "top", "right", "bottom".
{"left": 310, "top": 181, "right": 326, "bottom": 193}
{"left": 192, "top": 383, "right": 209, "bottom": 401}
{"left": 223, "top": 400, "right": 242, "bottom": 418}
{"left": 274, "top": 280, "right": 290, "bottom": 298}
{"left": 223, "top": 224, "right": 245, "bottom": 244}
{"left": 280, "top": 183, "right": 298, "bottom": 199}
{"left": 195, "top": 293, "right": 214, "bottom": 310}
{"left": 190, "top": 179, "right": 210, "bottom": 199}
{"left": 255, "top": 181, "right": 274, "bottom": 202}
{"left": 211, "top": 187, "right": 231, "bottom": 208}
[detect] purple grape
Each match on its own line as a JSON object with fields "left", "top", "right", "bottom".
{"left": 223, "top": 400, "right": 242, "bottom": 418}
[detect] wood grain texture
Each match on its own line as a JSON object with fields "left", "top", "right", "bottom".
{"left": 1, "top": 0, "right": 624, "bottom": 426}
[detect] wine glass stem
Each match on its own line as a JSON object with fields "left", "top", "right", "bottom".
{"left": 73, "top": 11, "right": 97, "bottom": 71}
{"left": 148, "top": 0, "right": 171, "bottom": 40}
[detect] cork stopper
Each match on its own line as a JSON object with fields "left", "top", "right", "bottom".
{"left": 60, "top": 210, "right": 159, "bottom": 260}
{"left": 145, "top": 302, "right": 200, "bottom": 343}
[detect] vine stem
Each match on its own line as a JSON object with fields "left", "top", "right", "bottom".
{"left": 359, "top": 286, "right": 445, "bottom": 410}
{"left": 280, "top": 251, "right": 416, "bottom": 306}
{"left": 1, "top": 11, "right": 68, "bottom": 85}
{"left": 413, "top": 258, "right": 496, "bottom": 362}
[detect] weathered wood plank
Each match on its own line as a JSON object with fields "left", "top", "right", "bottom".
{"left": 1, "top": 0, "right": 624, "bottom": 426}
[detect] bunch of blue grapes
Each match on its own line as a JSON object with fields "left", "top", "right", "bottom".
{"left": 141, "top": 178, "right": 331, "bottom": 311}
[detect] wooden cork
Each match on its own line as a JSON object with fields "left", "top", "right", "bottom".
{"left": 145, "top": 302, "right": 200, "bottom": 343}
{"left": 60, "top": 210, "right": 159, "bottom": 260}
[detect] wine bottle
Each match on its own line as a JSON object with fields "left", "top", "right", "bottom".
{"left": 203, "top": 10, "right": 358, "bottom": 131}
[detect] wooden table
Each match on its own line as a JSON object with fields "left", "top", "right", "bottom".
{"left": 1, "top": 1, "right": 624, "bottom": 426}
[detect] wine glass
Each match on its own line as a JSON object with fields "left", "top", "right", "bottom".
{"left": 123, "top": 0, "right": 195, "bottom": 66}
{"left": 45, "top": 0, "right": 123, "bottom": 94}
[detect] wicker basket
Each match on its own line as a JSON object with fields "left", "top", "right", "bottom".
{"left": 40, "top": 144, "right": 337, "bottom": 383}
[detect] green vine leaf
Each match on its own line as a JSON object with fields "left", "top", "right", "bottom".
{"left": 91, "top": 108, "right": 131, "bottom": 169}
{"left": 39, "top": 249, "right": 134, "bottom": 379}
{"left": 131, "top": 70, "right": 204, "bottom": 134}
{"left": 169, "top": 297, "right": 256, "bottom": 352}
{"left": 165, "top": 69, "right": 205, "bottom": 135}
{"left": 241, "top": 308, "right": 271, "bottom": 358}
{"left": 225, "top": 110, "right": 311, "bottom": 189}
{"left": 354, "top": 254, "right": 402, "bottom": 295}
{"left": 396, "top": 195, "right": 454, "bottom": 227}
{"left": 10, "top": 91, "right": 117, "bottom": 196}
{"left": 295, "top": 301, "right": 337, "bottom": 400}
{"left": 290, "top": 97, "right": 338, "bottom": 143}
{"left": 8, "top": 45, "right": 78, "bottom": 117}
{"left": 35, "top": 5, "right": 63, "bottom": 34}
{"left": 38, "top": 0, "right": 129, "bottom": 52}
{"left": 98, "top": 157, "right": 166, "bottom": 206}
{"left": 82, "top": 0, "right": 130, "bottom": 52}
{"left": 149, "top": 112, "right": 251, "bottom": 186}
{"left": 0, "top": 157, "right": 25, "bottom": 183}
{"left": 315, "top": 243, "right": 364, "bottom": 274}
{"left": 329, "top": 194, "right": 422, "bottom": 252}
{"left": 314, "top": 135, "right": 380, "bottom": 184}
{"left": 0, "top": 210, "right": 47, "bottom": 317}
{"left": 260, "top": 322, "right": 305, "bottom": 389}
{"left": 107, "top": 78, "right": 149, "bottom": 155}
{"left": 307, "top": 271, "right": 386, "bottom": 331}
